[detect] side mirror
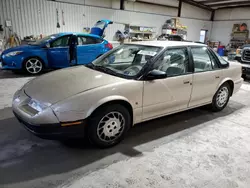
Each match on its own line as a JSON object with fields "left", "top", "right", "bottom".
{"left": 146, "top": 69, "right": 167, "bottom": 80}
{"left": 45, "top": 42, "right": 50, "bottom": 48}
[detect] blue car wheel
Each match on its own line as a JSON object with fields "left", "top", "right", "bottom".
{"left": 23, "top": 57, "right": 44, "bottom": 75}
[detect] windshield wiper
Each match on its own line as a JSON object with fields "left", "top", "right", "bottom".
{"left": 85, "top": 63, "right": 117, "bottom": 75}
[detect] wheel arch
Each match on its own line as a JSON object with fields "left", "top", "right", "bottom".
{"left": 22, "top": 56, "right": 46, "bottom": 69}
{"left": 217, "top": 78, "right": 234, "bottom": 96}
{"left": 86, "top": 96, "right": 134, "bottom": 125}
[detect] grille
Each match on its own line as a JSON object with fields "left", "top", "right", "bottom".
{"left": 242, "top": 49, "right": 250, "bottom": 62}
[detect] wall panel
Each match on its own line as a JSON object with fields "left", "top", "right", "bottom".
{"left": 0, "top": 0, "right": 211, "bottom": 42}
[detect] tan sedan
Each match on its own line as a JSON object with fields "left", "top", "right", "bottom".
{"left": 12, "top": 41, "right": 243, "bottom": 148}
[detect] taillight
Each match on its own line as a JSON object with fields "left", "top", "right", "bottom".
{"left": 105, "top": 43, "right": 113, "bottom": 50}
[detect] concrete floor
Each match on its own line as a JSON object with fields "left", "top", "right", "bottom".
{"left": 0, "top": 70, "right": 250, "bottom": 188}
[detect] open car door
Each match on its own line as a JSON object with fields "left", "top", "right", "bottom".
{"left": 90, "top": 19, "right": 113, "bottom": 37}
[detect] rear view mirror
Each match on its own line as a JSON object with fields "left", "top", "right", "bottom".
{"left": 146, "top": 69, "right": 167, "bottom": 80}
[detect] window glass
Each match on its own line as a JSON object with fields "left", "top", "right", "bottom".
{"left": 153, "top": 48, "right": 189, "bottom": 76}
{"left": 214, "top": 52, "right": 229, "bottom": 65}
{"left": 91, "top": 44, "right": 161, "bottom": 77}
{"left": 51, "top": 36, "right": 70, "bottom": 48}
{"left": 77, "top": 36, "right": 99, "bottom": 45}
{"left": 209, "top": 51, "right": 219, "bottom": 69}
{"left": 191, "top": 47, "right": 212, "bottom": 72}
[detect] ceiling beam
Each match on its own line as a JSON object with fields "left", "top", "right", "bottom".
{"left": 210, "top": 10, "right": 215, "bottom": 21}
{"left": 178, "top": 0, "right": 182, "bottom": 17}
{"left": 182, "top": 0, "right": 213, "bottom": 11}
{"left": 217, "top": 4, "right": 250, "bottom": 9}
{"left": 120, "top": 0, "right": 125, "bottom": 10}
{"left": 198, "top": 0, "right": 230, "bottom": 3}
{"left": 136, "top": 0, "right": 178, "bottom": 9}
{"left": 209, "top": 1, "right": 250, "bottom": 7}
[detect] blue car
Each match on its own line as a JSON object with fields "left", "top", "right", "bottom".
{"left": 0, "top": 20, "right": 113, "bottom": 75}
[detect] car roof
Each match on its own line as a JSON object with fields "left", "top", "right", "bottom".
{"left": 58, "top": 32, "right": 102, "bottom": 39}
{"left": 126, "top": 41, "right": 206, "bottom": 48}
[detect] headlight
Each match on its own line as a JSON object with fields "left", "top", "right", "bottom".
{"left": 236, "top": 49, "right": 242, "bottom": 55}
{"left": 5, "top": 51, "right": 23, "bottom": 57}
{"left": 28, "top": 99, "right": 48, "bottom": 112}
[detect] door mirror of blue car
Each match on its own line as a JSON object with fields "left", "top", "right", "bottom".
{"left": 45, "top": 42, "right": 50, "bottom": 48}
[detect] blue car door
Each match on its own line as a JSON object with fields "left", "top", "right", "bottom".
{"left": 76, "top": 35, "right": 103, "bottom": 65}
{"left": 47, "top": 35, "right": 72, "bottom": 68}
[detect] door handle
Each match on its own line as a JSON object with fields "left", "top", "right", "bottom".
{"left": 215, "top": 76, "right": 220, "bottom": 79}
{"left": 183, "top": 81, "right": 190, "bottom": 84}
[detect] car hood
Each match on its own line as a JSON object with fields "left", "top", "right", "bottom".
{"left": 24, "top": 66, "right": 126, "bottom": 105}
{"left": 3, "top": 45, "right": 39, "bottom": 54}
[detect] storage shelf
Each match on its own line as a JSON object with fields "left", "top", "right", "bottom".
{"left": 130, "top": 31, "right": 155, "bottom": 34}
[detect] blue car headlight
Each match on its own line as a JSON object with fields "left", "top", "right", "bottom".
{"left": 28, "top": 99, "right": 48, "bottom": 112}
{"left": 5, "top": 51, "right": 23, "bottom": 57}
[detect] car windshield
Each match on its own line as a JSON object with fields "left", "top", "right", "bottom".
{"left": 89, "top": 44, "right": 161, "bottom": 78}
{"left": 29, "top": 34, "right": 58, "bottom": 45}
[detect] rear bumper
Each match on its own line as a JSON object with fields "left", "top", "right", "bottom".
{"left": 14, "top": 111, "right": 86, "bottom": 139}
{"left": 234, "top": 78, "right": 243, "bottom": 94}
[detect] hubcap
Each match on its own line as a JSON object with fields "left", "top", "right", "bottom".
{"left": 97, "top": 112, "right": 125, "bottom": 142}
{"left": 26, "top": 59, "right": 42, "bottom": 74}
{"left": 216, "top": 87, "right": 229, "bottom": 108}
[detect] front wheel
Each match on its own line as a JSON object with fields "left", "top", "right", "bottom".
{"left": 88, "top": 104, "right": 131, "bottom": 148}
{"left": 211, "top": 83, "right": 231, "bottom": 112}
{"left": 23, "top": 58, "right": 44, "bottom": 75}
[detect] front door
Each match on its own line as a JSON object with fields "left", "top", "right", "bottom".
{"left": 47, "top": 35, "right": 71, "bottom": 68}
{"left": 188, "top": 46, "right": 223, "bottom": 107}
{"left": 76, "top": 35, "right": 103, "bottom": 65}
{"left": 143, "top": 47, "right": 193, "bottom": 120}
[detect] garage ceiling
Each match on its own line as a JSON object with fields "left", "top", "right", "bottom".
{"left": 193, "top": 0, "right": 250, "bottom": 9}
{"left": 136, "top": 0, "right": 250, "bottom": 10}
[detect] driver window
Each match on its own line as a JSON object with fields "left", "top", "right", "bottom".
{"left": 50, "top": 36, "right": 70, "bottom": 48}
{"left": 154, "top": 47, "right": 189, "bottom": 77}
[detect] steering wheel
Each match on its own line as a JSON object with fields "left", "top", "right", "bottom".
{"left": 123, "top": 65, "right": 142, "bottom": 76}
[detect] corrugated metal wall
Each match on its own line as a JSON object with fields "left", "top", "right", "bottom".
{"left": 0, "top": 0, "right": 212, "bottom": 41}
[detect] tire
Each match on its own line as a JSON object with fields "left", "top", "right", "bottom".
{"left": 211, "top": 83, "right": 231, "bottom": 112}
{"left": 242, "top": 74, "right": 247, "bottom": 80}
{"left": 87, "top": 104, "right": 131, "bottom": 148}
{"left": 23, "top": 57, "right": 44, "bottom": 75}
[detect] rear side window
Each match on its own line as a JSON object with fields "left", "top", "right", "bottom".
{"left": 77, "top": 36, "right": 102, "bottom": 45}
{"left": 191, "top": 47, "right": 213, "bottom": 72}
{"left": 214, "top": 51, "right": 229, "bottom": 66}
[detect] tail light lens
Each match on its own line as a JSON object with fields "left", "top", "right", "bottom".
{"left": 105, "top": 43, "right": 113, "bottom": 50}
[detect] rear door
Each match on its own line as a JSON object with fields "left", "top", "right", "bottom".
{"left": 76, "top": 35, "right": 104, "bottom": 64}
{"left": 47, "top": 35, "right": 72, "bottom": 68}
{"left": 188, "top": 46, "right": 223, "bottom": 107}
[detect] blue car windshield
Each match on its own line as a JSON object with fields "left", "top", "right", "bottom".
{"left": 29, "top": 34, "right": 58, "bottom": 45}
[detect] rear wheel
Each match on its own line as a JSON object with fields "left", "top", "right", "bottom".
{"left": 23, "top": 58, "right": 43, "bottom": 75}
{"left": 88, "top": 104, "right": 131, "bottom": 148}
{"left": 211, "top": 83, "right": 231, "bottom": 112}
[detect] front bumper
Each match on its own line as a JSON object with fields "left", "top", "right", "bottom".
{"left": 241, "top": 63, "right": 250, "bottom": 75}
{"left": 0, "top": 54, "right": 23, "bottom": 70}
{"left": 12, "top": 89, "right": 86, "bottom": 139}
{"left": 14, "top": 111, "right": 86, "bottom": 139}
